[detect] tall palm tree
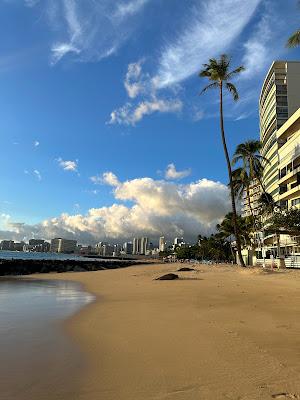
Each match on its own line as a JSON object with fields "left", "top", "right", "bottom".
{"left": 199, "top": 54, "right": 246, "bottom": 267}
{"left": 232, "top": 140, "right": 270, "bottom": 197}
{"left": 231, "top": 167, "right": 253, "bottom": 218}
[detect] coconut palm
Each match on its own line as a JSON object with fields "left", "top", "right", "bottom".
{"left": 199, "top": 54, "right": 246, "bottom": 267}
{"left": 287, "top": 30, "right": 300, "bottom": 48}
{"left": 286, "top": 1, "right": 300, "bottom": 47}
{"left": 232, "top": 140, "right": 270, "bottom": 196}
{"left": 231, "top": 167, "right": 253, "bottom": 217}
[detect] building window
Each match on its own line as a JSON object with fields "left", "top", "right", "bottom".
{"left": 291, "top": 198, "right": 300, "bottom": 207}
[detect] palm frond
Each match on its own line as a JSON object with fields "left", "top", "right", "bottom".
{"left": 226, "top": 82, "right": 239, "bottom": 101}
{"left": 286, "top": 30, "right": 300, "bottom": 48}
{"left": 199, "top": 82, "right": 219, "bottom": 95}
{"left": 226, "top": 65, "right": 245, "bottom": 80}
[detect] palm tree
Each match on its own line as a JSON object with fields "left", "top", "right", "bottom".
{"left": 287, "top": 30, "right": 300, "bottom": 48}
{"left": 199, "top": 54, "right": 246, "bottom": 267}
{"left": 232, "top": 140, "right": 270, "bottom": 197}
{"left": 231, "top": 167, "right": 253, "bottom": 218}
{"left": 287, "top": 1, "right": 300, "bottom": 48}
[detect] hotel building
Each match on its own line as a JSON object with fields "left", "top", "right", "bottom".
{"left": 259, "top": 61, "right": 300, "bottom": 202}
{"left": 241, "top": 61, "right": 300, "bottom": 266}
{"left": 50, "top": 238, "right": 77, "bottom": 253}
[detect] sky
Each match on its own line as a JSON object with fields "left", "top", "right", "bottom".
{"left": 0, "top": 0, "right": 300, "bottom": 244}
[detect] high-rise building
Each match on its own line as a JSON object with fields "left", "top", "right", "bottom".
{"left": 132, "top": 237, "right": 140, "bottom": 255}
{"left": 260, "top": 61, "right": 300, "bottom": 200}
{"left": 140, "top": 237, "right": 148, "bottom": 255}
{"left": 123, "top": 242, "right": 133, "bottom": 254}
{"left": 50, "top": 238, "right": 77, "bottom": 253}
{"left": 132, "top": 237, "right": 149, "bottom": 255}
{"left": 159, "top": 236, "right": 166, "bottom": 252}
{"left": 0, "top": 240, "right": 14, "bottom": 251}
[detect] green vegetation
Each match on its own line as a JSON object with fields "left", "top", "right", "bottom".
{"left": 199, "top": 54, "right": 246, "bottom": 267}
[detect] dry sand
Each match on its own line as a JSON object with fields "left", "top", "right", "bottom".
{"left": 41, "top": 263, "right": 300, "bottom": 400}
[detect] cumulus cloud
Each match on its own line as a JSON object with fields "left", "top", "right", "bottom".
{"left": 90, "top": 171, "right": 120, "bottom": 186}
{"left": 165, "top": 163, "right": 191, "bottom": 180}
{"left": 57, "top": 157, "right": 78, "bottom": 172}
{"left": 0, "top": 173, "right": 231, "bottom": 244}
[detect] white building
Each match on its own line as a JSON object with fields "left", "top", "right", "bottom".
{"left": 159, "top": 236, "right": 166, "bottom": 252}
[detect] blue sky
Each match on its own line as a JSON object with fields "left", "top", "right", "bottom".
{"left": 0, "top": 0, "right": 300, "bottom": 244}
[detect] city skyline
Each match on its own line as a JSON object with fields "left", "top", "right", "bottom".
{"left": 1, "top": 1, "right": 300, "bottom": 244}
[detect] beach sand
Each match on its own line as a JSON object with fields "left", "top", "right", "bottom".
{"left": 40, "top": 263, "right": 300, "bottom": 399}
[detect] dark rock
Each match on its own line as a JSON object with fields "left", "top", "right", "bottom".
{"left": 156, "top": 273, "right": 179, "bottom": 280}
{"left": 178, "top": 267, "right": 195, "bottom": 272}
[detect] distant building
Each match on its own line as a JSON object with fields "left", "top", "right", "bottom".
{"left": 159, "top": 236, "right": 166, "bottom": 252}
{"left": 29, "top": 239, "right": 45, "bottom": 246}
{"left": 132, "top": 238, "right": 140, "bottom": 255}
{"left": 50, "top": 238, "right": 77, "bottom": 253}
{"left": 0, "top": 240, "right": 15, "bottom": 251}
{"left": 102, "top": 244, "right": 113, "bottom": 257}
{"left": 14, "top": 242, "right": 26, "bottom": 251}
{"left": 140, "top": 237, "right": 148, "bottom": 255}
{"left": 123, "top": 242, "right": 133, "bottom": 255}
{"left": 132, "top": 237, "right": 149, "bottom": 255}
{"left": 174, "top": 237, "right": 184, "bottom": 246}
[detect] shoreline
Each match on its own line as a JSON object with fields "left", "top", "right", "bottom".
{"left": 32, "top": 263, "right": 300, "bottom": 400}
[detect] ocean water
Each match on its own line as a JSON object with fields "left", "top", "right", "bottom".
{"left": 0, "top": 278, "right": 94, "bottom": 400}
{"left": 0, "top": 250, "right": 103, "bottom": 261}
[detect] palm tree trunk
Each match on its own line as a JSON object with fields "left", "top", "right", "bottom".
{"left": 219, "top": 82, "right": 246, "bottom": 267}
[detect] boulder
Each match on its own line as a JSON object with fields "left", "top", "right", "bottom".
{"left": 156, "top": 273, "right": 179, "bottom": 280}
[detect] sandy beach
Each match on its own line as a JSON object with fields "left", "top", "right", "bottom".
{"left": 39, "top": 263, "right": 300, "bottom": 400}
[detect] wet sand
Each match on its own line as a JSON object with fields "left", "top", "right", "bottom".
{"left": 38, "top": 263, "right": 300, "bottom": 399}
{"left": 0, "top": 278, "right": 93, "bottom": 400}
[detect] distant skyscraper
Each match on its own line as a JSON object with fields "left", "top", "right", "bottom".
{"left": 123, "top": 242, "right": 133, "bottom": 254}
{"left": 50, "top": 238, "right": 77, "bottom": 253}
{"left": 133, "top": 238, "right": 140, "bottom": 255}
{"left": 140, "top": 237, "right": 149, "bottom": 255}
{"left": 159, "top": 236, "right": 166, "bottom": 252}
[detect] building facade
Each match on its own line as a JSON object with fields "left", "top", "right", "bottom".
{"left": 50, "top": 238, "right": 77, "bottom": 253}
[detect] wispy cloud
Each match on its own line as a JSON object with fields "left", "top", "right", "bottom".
{"left": 33, "top": 169, "right": 42, "bottom": 181}
{"left": 241, "top": 2, "right": 284, "bottom": 79}
{"left": 165, "top": 163, "right": 191, "bottom": 180}
{"left": 34, "top": 140, "right": 40, "bottom": 147}
{"left": 156, "top": 0, "right": 262, "bottom": 88}
{"left": 57, "top": 157, "right": 78, "bottom": 172}
{"left": 114, "top": 0, "right": 151, "bottom": 20}
{"left": 21, "top": 0, "right": 150, "bottom": 65}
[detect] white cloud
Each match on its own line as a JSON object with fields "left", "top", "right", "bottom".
{"left": 57, "top": 157, "right": 78, "bottom": 172}
{"left": 114, "top": 0, "right": 150, "bottom": 20}
{"left": 34, "top": 140, "right": 40, "bottom": 147}
{"left": 33, "top": 169, "right": 42, "bottom": 181}
{"left": 156, "top": 0, "right": 262, "bottom": 88}
{"left": 0, "top": 174, "right": 231, "bottom": 243}
{"left": 20, "top": 0, "right": 150, "bottom": 64}
{"left": 109, "top": 98, "right": 182, "bottom": 126}
{"left": 90, "top": 171, "right": 120, "bottom": 186}
{"left": 165, "top": 163, "right": 191, "bottom": 180}
{"left": 241, "top": 4, "right": 282, "bottom": 79}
